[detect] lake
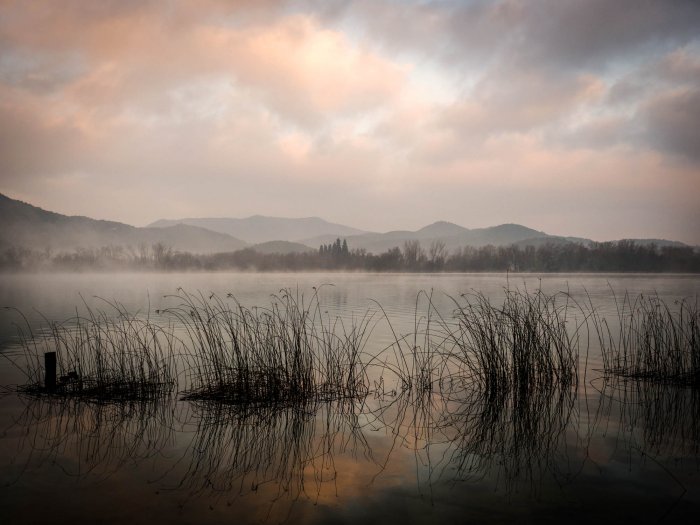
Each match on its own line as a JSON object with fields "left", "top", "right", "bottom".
{"left": 1, "top": 272, "right": 699, "bottom": 524}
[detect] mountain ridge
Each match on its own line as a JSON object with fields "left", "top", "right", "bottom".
{"left": 148, "top": 216, "right": 366, "bottom": 244}
{"left": 0, "top": 193, "right": 690, "bottom": 255}
{"left": 0, "top": 193, "right": 248, "bottom": 253}
{"left": 302, "top": 222, "right": 562, "bottom": 253}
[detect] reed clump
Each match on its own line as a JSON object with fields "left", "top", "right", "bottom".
{"left": 595, "top": 293, "right": 699, "bottom": 385}
{"left": 364, "top": 287, "right": 582, "bottom": 495}
{"left": 11, "top": 301, "right": 177, "bottom": 401}
{"left": 169, "top": 288, "right": 373, "bottom": 405}
{"left": 447, "top": 288, "right": 581, "bottom": 398}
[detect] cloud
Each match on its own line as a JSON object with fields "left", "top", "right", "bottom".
{"left": 0, "top": 2, "right": 406, "bottom": 126}
{"left": 336, "top": 0, "right": 700, "bottom": 71}
{"left": 642, "top": 87, "right": 700, "bottom": 162}
{"left": 0, "top": 0, "right": 698, "bottom": 243}
{"left": 216, "top": 16, "right": 408, "bottom": 126}
{"left": 499, "top": 0, "right": 700, "bottom": 69}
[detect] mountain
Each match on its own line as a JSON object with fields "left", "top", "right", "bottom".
{"left": 303, "top": 222, "right": 558, "bottom": 253}
{"left": 0, "top": 193, "right": 247, "bottom": 253}
{"left": 147, "top": 216, "right": 366, "bottom": 244}
{"left": 414, "top": 221, "right": 471, "bottom": 238}
{"left": 308, "top": 223, "right": 692, "bottom": 254}
{"left": 1, "top": 193, "right": 689, "bottom": 256}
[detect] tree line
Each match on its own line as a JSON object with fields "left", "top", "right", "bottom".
{"left": 0, "top": 238, "right": 698, "bottom": 273}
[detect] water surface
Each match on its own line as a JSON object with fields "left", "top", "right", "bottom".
{"left": 1, "top": 272, "right": 699, "bottom": 523}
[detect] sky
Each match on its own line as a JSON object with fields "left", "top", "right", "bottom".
{"left": 0, "top": 0, "right": 699, "bottom": 243}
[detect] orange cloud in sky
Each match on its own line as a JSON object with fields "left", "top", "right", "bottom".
{"left": 0, "top": 1, "right": 698, "bottom": 243}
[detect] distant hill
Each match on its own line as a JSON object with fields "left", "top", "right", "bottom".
{"left": 304, "top": 224, "right": 692, "bottom": 254}
{"left": 304, "top": 222, "right": 560, "bottom": 253}
{"left": 1, "top": 193, "right": 690, "bottom": 257}
{"left": 249, "top": 240, "right": 314, "bottom": 254}
{"left": 512, "top": 236, "right": 583, "bottom": 248}
{"left": 414, "top": 221, "right": 471, "bottom": 238}
{"left": 0, "top": 193, "right": 247, "bottom": 253}
{"left": 148, "top": 216, "right": 366, "bottom": 244}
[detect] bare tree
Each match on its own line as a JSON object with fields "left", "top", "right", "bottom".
{"left": 402, "top": 240, "right": 425, "bottom": 270}
{"left": 152, "top": 242, "right": 172, "bottom": 267}
{"left": 429, "top": 240, "right": 448, "bottom": 268}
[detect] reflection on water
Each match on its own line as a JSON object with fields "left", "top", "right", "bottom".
{"left": 441, "top": 383, "right": 577, "bottom": 493}
{"left": 596, "top": 377, "right": 700, "bottom": 459}
{"left": 4, "top": 396, "right": 175, "bottom": 487}
{"left": 1, "top": 273, "right": 699, "bottom": 523}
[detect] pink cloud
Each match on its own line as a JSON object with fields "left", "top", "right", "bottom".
{"left": 0, "top": 1, "right": 698, "bottom": 243}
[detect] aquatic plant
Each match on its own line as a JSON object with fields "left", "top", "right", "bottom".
{"left": 168, "top": 288, "right": 374, "bottom": 405}
{"left": 361, "top": 287, "right": 584, "bottom": 497}
{"left": 447, "top": 288, "right": 582, "bottom": 398}
{"left": 8, "top": 300, "right": 177, "bottom": 401}
{"left": 595, "top": 293, "right": 700, "bottom": 385}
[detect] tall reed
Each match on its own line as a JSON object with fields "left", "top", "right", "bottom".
{"left": 595, "top": 293, "right": 699, "bottom": 385}
{"left": 168, "top": 288, "right": 374, "bottom": 405}
{"left": 447, "top": 288, "right": 581, "bottom": 398}
{"left": 10, "top": 300, "right": 177, "bottom": 401}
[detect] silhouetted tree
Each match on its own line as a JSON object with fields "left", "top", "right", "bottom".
{"left": 402, "top": 240, "right": 425, "bottom": 270}
{"left": 428, "top": 240, "right": 447, "bottom": 270}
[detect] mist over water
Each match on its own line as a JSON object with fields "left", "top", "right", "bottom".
{"left": 1, "top": 272, "right": 699, "bottom": 523}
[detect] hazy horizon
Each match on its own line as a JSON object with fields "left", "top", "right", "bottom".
{"left": 1, "top": 1, "right": 699, "bottom": 244}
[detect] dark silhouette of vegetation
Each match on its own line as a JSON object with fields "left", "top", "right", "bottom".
{"left": 170, "top": 288, "right": 374, "bottom": 405}
{"left": 7, "top": 300, "right": 177, "bottom": 401}
{"left": 1, "top": 239, "right": 697, "bottom": 272}
{"left": 594, "top": 293, "right": 700, "bottom": 385}
{"left": 448, "top": 289, "right": 580, "bottom": 397}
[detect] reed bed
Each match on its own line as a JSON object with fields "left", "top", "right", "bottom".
{"left": 595, "top": 293, "right": 700, "bottom": 385}
{"left": 9, "top": 285, "right": 700, "bottom": 501}
{"left": 9, "top": 301, "right": 177, "bottom": 401}
{"left": 360, "top": 287, "right": 583, "bottom": 496}
{"left": 9, "top": 285, "right": 698, "bottom": 412}
{"left": 446, "top": 288, "right": 582, "bottom": 399}
{"left": 168, "top": 288, "right": 374, "bottom": 405}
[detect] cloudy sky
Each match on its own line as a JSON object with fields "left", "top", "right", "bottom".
{"left": 1, "top": 0, "right": 699, "bottom": 242}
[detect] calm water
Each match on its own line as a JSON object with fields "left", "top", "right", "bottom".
{"left": 1, "top": 272, "right": 699, "bottom": 524}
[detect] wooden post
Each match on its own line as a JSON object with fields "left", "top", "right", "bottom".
{"left": 45, "top": 352, "right": 56, "bottom": 392}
